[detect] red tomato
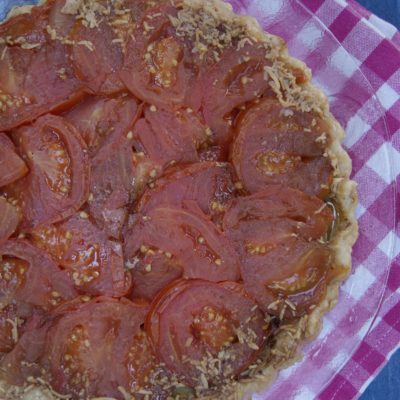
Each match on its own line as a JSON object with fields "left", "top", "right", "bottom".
{"left": 43, "top": 297, "right": 150, "bottom": 398}
{"left": 0, "top": 197, "right": 21, "bottom": 244}
{"left": 124, "top": 205, "right": 240, "bottom": 283}
{"left": 0, "top": 133, "right": 28, "bottom": 187}
{"left": 137, "top": 162, "right": 236, "bottom": 221}
{"left": 223, "top": 185, "right": 334, "bottom": 241}
{"left": 0, "top": 240, "right": 78, "bottom": 312}
{"left": 63, "top": 94, "right": 139, "bottom": 156}
{"left": 202, "top": 43, "right": 275, "bottom": 146}
{"left": 0, "top": 313, "right": 49, "bottom": 385}
{"left": 129, "top": 251, "right": 183, "bottom": 301}
{"left": 146, "top": 280, "right": 268, "bottom": 387}
{"left": 11, "top": 115, "right": 90, "bottom": 228}
{"left": 120, "top": 3, "right": 202, "bottom": 110}
{"left": 223, "top": 186, "right": 333, "bottom": 318}
{"left": 68, "top": 0, "right": 149, "bottom": 95}
{"left": 0, "top": 304, "right": 19, "bottom": 353}
{"left": 89, "top": 138, "right": 156, "bottom": 239}
{"left": 231, "top": 98, "right": 333, "bottom": 198}
{"left": 0, "top": 4, "right": 84, "bottom": 131}
{"left": 132, "top": 106, "right": 210, "bottom": 169}
{"left": 30, "top": 214, "right": 132, "bottom": 297}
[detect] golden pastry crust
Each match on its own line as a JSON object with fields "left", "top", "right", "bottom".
{"left": 0, "top": 0, "right": 358, "bottom": 399}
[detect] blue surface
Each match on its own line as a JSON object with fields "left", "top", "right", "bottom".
{"left": 358, "top": 1, "right": 400, "bottom": 397}
{"left": 359, "top": 0, "right": 400, "bottom": 29}
{"left": 0, "top": 0, "right": 398, "bottom": 399}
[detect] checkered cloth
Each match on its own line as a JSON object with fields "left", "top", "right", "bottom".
{"left": 0, "top": 0, "right": 399, "bottom": 399}
{"left": 228, "top": 0, "right": 400, "bottom": 399}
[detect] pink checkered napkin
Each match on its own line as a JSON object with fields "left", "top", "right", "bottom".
{"left": 228, "top": 0, "right": 400, "bottom": 399}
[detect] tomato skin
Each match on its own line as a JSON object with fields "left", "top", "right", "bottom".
{"left": 44, "top": 297, "right": 149, "bottom": 398}
{"left": 11, "top": 114, "right": 90, "bottom": 229}
{"left": 137, "top": 161, "right": 236, "bottom": 220}
{"left": 124, "top": 205, "right": 240, "bottom": 284}
{"left": 202, "top": 43, "right": 274, "bottom": 147}
{"left": 0, "top": 133, "right": 28, "bottom": 187}
{"left": 132, "top": 106, "right": 209, "bottom": 170}
{"left": 0, "top": 4, "right": 84, "bottom": 132}
{"left": 63, "top": 94, "right": 139, "bottom": 157}
{"left": 129, "top": 251, "right": 183, "bottom": 301}
{"left": 223, "top": 185, "right": 334, "bottom": 241}
{"left": 70, "top": 21, "right": 126, "bottom": 95}
{"left": 231, "top": 98, "right": 333, "bottom": 198}
{"left": 120, "top": 3, "right": 202, "bottom": 111}
{"left": 223, "top": 186, "right": 333, "bottom": 318}
{"left": 146, "top": 279, "right": 268, "bottom": 387}
{"left": 89, "top": 138, "right": 156, "bottom": 239}
{"left": 0, "top": 312, "right": 50, "bottom": 385}
{"left": 0, "top": 197, "right": 21, "bottom": 244}
{"left": 30, "top": 214, "right": 132, "bottom": 297}
{"left": 0, "top": 240, "right": 78, "bottom": 311}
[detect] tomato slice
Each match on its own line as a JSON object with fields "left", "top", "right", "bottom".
{"left": 0, "top": 133, "right": 28, "bottom": 187}
{"left": 30, "top": 214, "right": 132, "bottom": 297}
{"left": 67, "top": 0, "right": 148, "bottom": 95}
{"left": 0, "top": 240, "right": 78, "bottom": 312}
{"left": 146, "top": 279, "right": 268, "bottom": 387}
{"left": 10, "top": 115, "right": 90, "bottom": 229}
{"left": 231, "top": 98, "right": 333, "bottom": 198}
{"left": 89, "top": 137, "right": 156, "bottom": 239}
{"left": 129, "top": 251, "right": 183, "bottom": 301}
{"left": 0, "top": 4, "right": 84, "bottom": 131}
{"left": 0, "top": 304, "right": 19, "bottom": 353}
{"left": 63, "top": 94, "right": 139, "bottom": 157}
{"left": 43, "top": 297, "right": 149, "bottom": 398}
{"left": 0, "top": 197, "right": 21, "bottom": 244}
{"left": 120, "top": 3, "right": 202, "bottom": 110}
{"left": 0, "top": 312, "right": 49, "bottom": 385}
{"left": 223, "top": 186, "right": 333, "bottom": 318}
{"left": 124, "top": 205, "right": 240, "bottom": 283}
{"left": 137, "top": 162, "right": 236, "bottom": 221}
{"left": 202, "top": 43, "right": 275, "bottom": 146}
{"left": 223, "top": 185, "right": 334, "bottom": 241}
{"left": 132, "top": 106, "right": 209, "bottom": 169}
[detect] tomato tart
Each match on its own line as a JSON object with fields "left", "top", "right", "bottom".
{"left": 0, "top": 0, "right": 358, "bottom": 398}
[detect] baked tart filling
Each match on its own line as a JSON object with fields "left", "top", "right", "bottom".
{"left": 0, "top": 0, "right": 358, "bottom": 399}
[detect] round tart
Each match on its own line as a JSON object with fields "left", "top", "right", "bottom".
{"left": 0, "top": 0, "right": 358, "bottom": 399}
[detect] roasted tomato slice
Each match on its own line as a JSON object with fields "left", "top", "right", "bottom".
{"left": 223, "top": 186, "right": 333, "bottom": 318}
{"left": 132, "top": 106, "right": 210, "bottom": 169}
{"left": 129, "top": 251, "right": 183, "bottom": 302}
{"left": 202, "top": 43, "right": 276, "bottom": 146}
{"left": 0, "top": 304, "right": 20, "bottom": 353}
{"left": 10, "top": 115, "right": 90, "bottom": 229}
{"left": 146, "top": 279, "right": 268, "bottom": 387}
{"left": 137, "top": 162, "right": 236, "bottom": 221}
{"left": 0, "top": 4, "right": 83, "bottom": 131}
{"left": 30, "top": 214, "right": 132, "bottom": 297}
{"left": 0, "top": 313, "right": 49, "bottom": 385}
{"left": 89, "top": 138, "right": 155, "bottom": 239}
{"left": 231, "top": 98, "right": 333, "bottom": 198}
{"left": 0, "top": 197, "right": 21, "bottom": 244}
{"left": 120, "top": 3, "right": 202, "bottom": 110}
{"left": 0, "top": 240, "right": 77, "bottom": 312}
{"left": 124, "top": 205, "right": 240, "bottom": 284}
{"left": 0, "top": 133, "right": 28, "bottom": 187}
{"left": 43, "top": 297, "right": 150, "bottom": 398}
{"left": 63, "top": 94, "right": 139, "bottom": 156}
{"left": 67, "top": 0, "right": 148, "bottom": 95}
